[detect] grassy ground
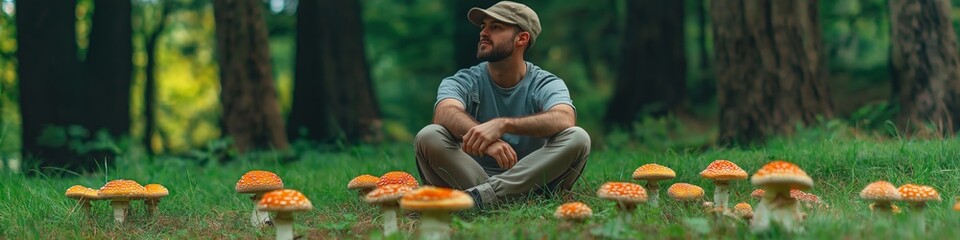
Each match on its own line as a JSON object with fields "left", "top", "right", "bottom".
{"left": 2, "top": 129, "right": 960, "bottom": 239}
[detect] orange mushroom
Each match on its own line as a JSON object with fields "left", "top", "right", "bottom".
{"left": 99, "top": 179, "right": 146, "bottom": 224}
{"left": 400, "top": 186, "right": 473, "bottom": 240}
{"left": 749, "top": 160, "right": 813, "bottom": 233}
{"left": 347, "top": 174, "right": 379, "bottom": 197}
{"left": 700, "top": 160, "right": 748, "bottom": 211}
{"left": 631, "top": 164, "right": 674, "bottom": 207}
{"left": 377, "top": 171, "right": 419, "bottom": 188}
{"left": 898, "top": 184, "right": 940, "bottom": 232}
{"left": 598, "top": 181, "right": 647, "bottom": 224}
{"left": 236, "top": 170, "right": 284, "bottom": 227}
{"left": 258, "top": 189, "right": 313, "bottom": 240}
{"left": 554, "top": 202, "right": 593, "bottom": 223}
{"left": 365, "top": 184, "right": 415, "bottom": 235}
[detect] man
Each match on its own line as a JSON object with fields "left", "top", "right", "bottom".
{"left": 415, "top": 1, "right": 590, "bottom": 208}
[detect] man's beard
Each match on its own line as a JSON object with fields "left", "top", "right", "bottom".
{"left": 477, "top": 40, "right": 514, "bottom": 63}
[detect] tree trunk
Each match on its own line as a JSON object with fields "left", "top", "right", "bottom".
{"left": 16, "top": 0, "right": 87, "bottom": 171}
{"left": 711, "top": 0, "right": 834, "bottom": 145}
{"left": 454, "top": 0, "right": 498, "bottom": 70}
{"left": 142, "top": 1, "right": 172, "bottom": 155}
{"left": 85, "top": 0, "right": 132, "bottom": 137}
{"left": 889, "top": 0, "right": 960, "bottom": 136}
{"left": 604, "top": 0, "right": 686, "bottom": 128}
{"left": 289, "top": 0, "right": 381, "bottom": 144}
{"left": 212, "top": 0, "right": 289, "bottom": 152}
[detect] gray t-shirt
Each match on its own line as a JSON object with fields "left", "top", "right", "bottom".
{"left": 435, "top": 61, "right": 575, "bottom": 175}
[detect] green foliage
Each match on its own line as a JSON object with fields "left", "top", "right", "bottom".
{"left": 848, "top": 101, "right": 898, "bottom": 133}
{"left": 36, "top": 125, "right": 123, "bottom": 155}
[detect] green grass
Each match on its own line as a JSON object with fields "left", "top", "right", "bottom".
{"left": 2, "top": 130, "right": 960, "bottom": 239}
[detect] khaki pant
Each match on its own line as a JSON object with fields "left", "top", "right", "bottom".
{"left": 414, "top": 124, "right": 590, "bottom": 205}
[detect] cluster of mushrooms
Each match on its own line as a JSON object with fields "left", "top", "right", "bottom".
{"left": 347, "top": 171, "right": 474, "bottom": 240}
{"left": 234, "top": 170, "right": 313, "bottom": 240}
{"left": 65, "top": 180, "right": 169, "bottom": 224}
{"left": 553, "top": 160, "right": 828, "bottom": 233}
{"left": 859, "top": 180, "right": 946, "bottom": 232}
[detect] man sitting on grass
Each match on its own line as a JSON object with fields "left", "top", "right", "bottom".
{"left": 414, "top": 1, "right": 591, "bottom": 209}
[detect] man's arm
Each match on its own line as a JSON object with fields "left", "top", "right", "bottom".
{"left": 462, "top": 104, "right": 576, "bottom": 154}
{"left": 502, "top": 104, "right": 576, "bottom": 137}
{"left": 432, "top": 98, "right": 479, "bottom": 141}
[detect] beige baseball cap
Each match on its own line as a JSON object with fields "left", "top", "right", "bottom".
{"left": 468, "top": 1, "right": 541, "bottom": 47}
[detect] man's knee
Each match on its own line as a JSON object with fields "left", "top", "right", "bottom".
{"left": 561, "top": 126, "right": 591, "bottom": 150}
{"left": 415, "top": 124, "right": 450, "bottom": 151}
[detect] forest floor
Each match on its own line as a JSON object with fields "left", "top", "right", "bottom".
{"left": 2, "top": 127, "right": 959, "bottom": 239}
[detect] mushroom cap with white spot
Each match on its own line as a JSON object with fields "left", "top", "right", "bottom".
{"left": 700, "top": 160, "right": 748, "bottom": 181}
{"left": 400, "top": 186, "right": 473, "bottom": 211}
{"left": 750, "top": 189, "right": 765, "bottom": 198}
{"left": 377, "top": 171, "right": 419, "bottom": 188}
{"left": 257, "top": 189, "right": 313, "bottom": 212}
{"left": 734, "top": 202, "right": 753, "bottom": 216}
{"left": 750, "top": 160, "right": 813, "bottom": 190}
{"left": 667, "top": 183, "right": 704, "bottom": 201}
{"left": 597, "top": 182, "right": 648, "bottom": 204}
{"left": 235, "top": 170, "right": 284, "bottom": 194}
{"left": 143, "top": 184, "right": 169, "bottom": 199}
{"left": 365, "top": 184, "right": 414, "bottom": 205}
{"left": 347, "top": 174, "right": 379, "bottom": 190}
{"left": 99, "top": 179, "right": 146, "bottom": 201}
{"left": 632, "top": 164, "right": 676, "bottom": 181}
{"left": 897, "top": 184, "right": 940, "bottom": 203}
{"left": 66, "top": 185, "right": 100, "bottom": 200}
{"left": 554, "top": 202, "right": 592, "bottom": 221}
{"left": 860, "top": 181, "right": 900, "bottom": 201}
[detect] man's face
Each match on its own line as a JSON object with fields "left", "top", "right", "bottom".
{"left": 477, "top": 18, "right": 520, "bottom": 63}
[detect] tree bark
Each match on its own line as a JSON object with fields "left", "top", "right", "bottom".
{"left": 212, "top": 0, "right": 289, "bottom": 152}
{"left": 85, "top": 0, "right": 132, "bottom": 137}
{"left": 604, "top": 0, "right": 686, "bottom": 128}
{"left": 16, "top": 0, "right": 87, "bottom": 171}
{"left": 889, "top": 0, "right": 960, "bottom": 135}
{"left": 454, "top": 0, "right": 498, "bottom": 70}
{"left": 711, "top": 0, "right": 834, "bottom": 145}
{"left": 142, "top": 1, "right": 172, "bottom": 155}
{"left": 289, "top": 0, "right": 381, "bottom": 144}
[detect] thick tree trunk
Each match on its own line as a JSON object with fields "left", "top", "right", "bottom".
{"left": 604, "top": 0, "right": 686, "bottom": 128}
{"left": 711, "top": 0, "right": 834, "bottom": 145}
{"left": 212, "top": 0, "right": 289, "bottom": 152}
{"left": 85, "top": 0, "right": 132, "bottom": 137}
{"left": 454, "top": 0, "right": 497, "bottom": 70}
{"left": 289, "top": 0, "right": 381, "bottom": 144}
{"left": 889, "top": 0, "right": 960, "bottom": 135}
{"left": 16, "top": 0, "right": 87, "bottom": 171}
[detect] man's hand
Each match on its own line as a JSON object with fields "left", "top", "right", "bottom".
{"left": 462, "top": 118, "right": 509, "bottom": 155}
{"left": 484, "top": 140, "right": 518, "bottom": 169}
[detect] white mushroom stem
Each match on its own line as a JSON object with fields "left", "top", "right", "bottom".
{"left": 111, "top": 200, "right": 131, "bottom": 224}
{"left": 74, "top": 199, "right": 93, "bottom": 215}
{"left": 250, "top": 193, "right": 271, "bottom": 227}
{"left": 614, "top": 202, "right": 637, "bottom": 225}
{"left": 870, "top": 201, "right": 896, "bottom": 215}
{"left": 713, "top": 181, "right": 731, "bottom": 211}
{"left": 909, "top": 202, "right": 928, "bottom": 233}
{"left": 381, "top": 205, "right": 400, "bottom": 235}
{"left": 645, "top": 181, "right": 661, "bottom": 207}
{"left": 273, "top": 212, "right": 294, "bottom": 240}
{"left": 420, "top": 210, "right": 452, "bottom": 240}
{"left": 751, "top": 187, "right": 804, "bottom": 233}
{"left": 145, "top": 199, "right": 160, "bottom": 217}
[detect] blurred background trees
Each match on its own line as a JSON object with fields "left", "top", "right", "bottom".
{"left": 2, "top": 0, "right": 960, "bottom": 172}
